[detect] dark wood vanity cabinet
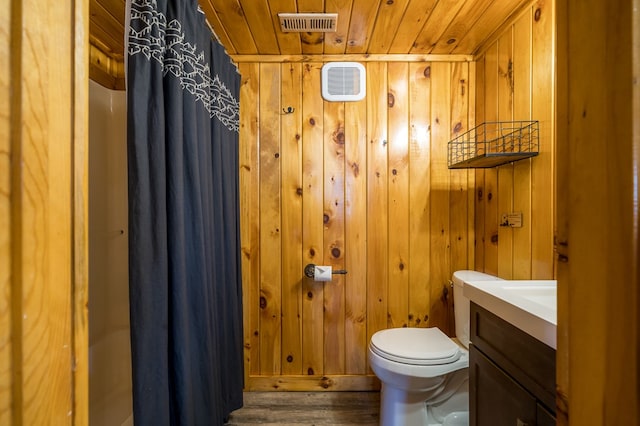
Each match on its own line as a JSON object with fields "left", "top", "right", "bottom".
{"left": 470, "top": 302, "right": 556, "bottom": 426}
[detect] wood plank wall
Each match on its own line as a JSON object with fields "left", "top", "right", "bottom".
{"left": 1, "top": 0, "right": 89, "bottom": 423}
{"left": 237, "top": 0, "right": 555, "bottom": 394}
{"left": 473, "top": 0, "right": 555, "bottom": 280}
{"left": 556, "top": 0, "right": 640, "bottom": 424}
{"left": 239, "top": 60, "right": 475, "bottom": 390}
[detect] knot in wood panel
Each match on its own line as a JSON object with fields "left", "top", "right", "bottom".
{"left": 350, "top": 161, "right": 360, "bottom": 177}
{"left": 331, "top": 247, "right": 341, "bottom": 258}
{"left": 388, "top": 92, "right": 395, "bottom": 108}
{"left": 333, "top": 126, "right": 345, "bottom": 144}
{"left": 320, "top": 376, "right": 333, "bottom": 389}
{"left": 534, "top": 7, "right": 542, "bottom": 21}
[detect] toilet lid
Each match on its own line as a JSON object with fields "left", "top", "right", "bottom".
{"left": 370, "top": 327, "right": 461, "bottom": 365}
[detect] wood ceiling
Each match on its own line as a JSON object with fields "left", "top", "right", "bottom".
{"left": 90, "top": 0, "right": 530, "bottom": 88}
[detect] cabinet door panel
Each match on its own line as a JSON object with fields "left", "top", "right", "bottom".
{"left": 470, "top": 345, "right": 536, "bottom": 426}
{"left": 470, "top": 303, "right": 556, "bottom": 409}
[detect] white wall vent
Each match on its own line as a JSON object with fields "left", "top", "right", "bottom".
{"left": 321, "top": 62, "right": 366, "bottom": 102}
{"left": 278, "top": 13, "right": 337, "bottom": 32}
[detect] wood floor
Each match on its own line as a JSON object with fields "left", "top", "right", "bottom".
{"left": 225, "top": 391, "right": 381, "bottom": 425}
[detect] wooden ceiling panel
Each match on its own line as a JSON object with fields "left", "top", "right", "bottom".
{"left": 297, "top": 0, "right": 326, "bottom": 54}
{"left": 267, "top": 0, "right": 303, "bottom": 54}
{"left": 90, "top": 0, "right": 125, "bottom": 56}
{"left": 387, "top": 0, "right": 438, "bottom": 54}
{"left": 344, "top": 0, "right": 380, "bottom": 54}
{"left": 410, "top": 0, "right": 467, "bottom": 53}
{"left": 450, "top": 0, "right": 530, "bottom": 54}
{"left": 199, "top": 0, "right": 237, "bottom": 54}
{"left": 97, "top": 0, "right": 126, "bottom": 26}
{"left": 208, "top": 0, "right": 258, "bottom": 54}
{"left": 429, "top": 0, "right": 496, "bottom": 54}
{"left": 367, "top": 0, "right": 411, "bottom": 54}
{"left": 322, "top": 0, "right": 354, "bottom": 54}
{"left": 238, "top": 0, "right": 280, "bottom": 54}
{"left": 89, "top": 0, "right": 532, "bottom": 78}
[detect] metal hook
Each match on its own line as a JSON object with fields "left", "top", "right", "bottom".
{"left": 282, "top": 106, "right": 295, "bottom": 114}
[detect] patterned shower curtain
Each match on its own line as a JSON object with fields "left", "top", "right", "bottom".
{"left": 126, "top": 0, "right": 243, "bottom": 424}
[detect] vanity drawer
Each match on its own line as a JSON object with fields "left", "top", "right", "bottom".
{"left": 470, "top": 302, "right": 556, "bottom": 412}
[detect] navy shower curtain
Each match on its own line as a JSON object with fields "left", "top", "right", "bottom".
{"left": 126, "top": 0, "right": 243, "bottom": 424}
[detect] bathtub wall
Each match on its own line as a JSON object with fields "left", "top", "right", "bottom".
{"left": 89, "top": 79, "right": 132, "bottom": 426}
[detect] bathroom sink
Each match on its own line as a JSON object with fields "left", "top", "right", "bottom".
{"left": 463, "top": 280, "right": 557, "bottom": 349}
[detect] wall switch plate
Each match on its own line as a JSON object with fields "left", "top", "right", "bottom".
{"left": 501, "top": 212, "right": 523, "bottom": 228}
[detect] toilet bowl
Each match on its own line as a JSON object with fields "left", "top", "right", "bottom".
{"left": 368, "top": 270, "right": 500, "bottom": 426}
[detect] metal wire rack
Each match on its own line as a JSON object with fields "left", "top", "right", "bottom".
{"left": 447, "top": 120, "right": 539, "bottom": 169}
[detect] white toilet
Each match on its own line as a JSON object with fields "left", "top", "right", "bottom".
{"left": 368, "top": 270, "right": 500, "bottom": 426}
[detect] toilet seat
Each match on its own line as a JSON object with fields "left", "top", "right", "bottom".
{"left": 370, "top": 327, "right": 461, "bottom": 366}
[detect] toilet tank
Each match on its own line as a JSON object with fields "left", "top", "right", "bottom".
{"left": 452, "top": 270, "right": 501, "bottom": 348}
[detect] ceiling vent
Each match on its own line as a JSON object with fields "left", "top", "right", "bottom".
{"left": 321, "top": 62, "right": 366, "bottom": 102}
{"left": 278, "top": 13, "right": 337, "bottom": 33}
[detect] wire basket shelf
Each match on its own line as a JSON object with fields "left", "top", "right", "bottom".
{"left": 447, "top": 120, "right": 539, "bottom": 169}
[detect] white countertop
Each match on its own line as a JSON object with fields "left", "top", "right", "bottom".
{"left": 464, "top": 280, "right": 557, "bottom": 349}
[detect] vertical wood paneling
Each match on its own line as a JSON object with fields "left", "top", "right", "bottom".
{"left": 239, "top": 63, "right": 261, "bottom": 377}
{"left": 239, "top": 25, "right": 555, "bottom": 387}
{"left": 482, "top": 45, "right": 499, "bottom": 276}
{"left": 408, "top": 63, "right": 431, "bottom": 328}
{"left": 530, "top": 0, "right": 554, "bottom": 279}
{"left": 301, "top": 63, "right": 325, "bottom": 377}
{"left": 474, "top": 57, "right": 486, "bottom": 272}
{"left": 450, "top": 63, "right": 470, "bottom": 281}
{"left": 556, "top": 0, "right": 639, "bottom": 423}
{"left": 1, "top": 0, "right": 88, "bottom": 421}
{"left": 241, "top": 59, "right": 475, "bottom": 389}
{"left": 73, "top": 0, "right": 90, "bottom": 420}
{"left": 474, "top": 1, "right": 555, "bottom": 284}
{"left": 512, "top": 10, "right": 533, "bottom": 280}
{"left": 555, "top": 1, "right": 569, "bottom": 419}
{"left": 429, "top": 62, "right": 452, "bottom": 333}
{"left": 0, "top": 0, "right": 11, "bottom": 419}
{"left": 387, "top": 62, "right": 410, "bottom": 328}
{"left": 496, "top": 29, "right": 514, "bottom": 279}
{"left": 366, "top": 62, "right": 389, "bottom": 341}
{"left": 344, "top": 97, "right": 367, "bottom": 374}
{"left": 322, "top": 100, "right": 346, "bottom": 374}
{"left": 466, "top": 61, "right": 476, "bottom": 271}
{"left": 280, "top": 63, "right": 303, "bottom": 375}
{"left": 259, "top": 63, "right": 282, "bottom": 375}
{"left": 23, "top": 0, "right": 74, "bottom": 421}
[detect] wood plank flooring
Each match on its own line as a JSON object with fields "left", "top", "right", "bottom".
{"left": 225, "top": 391, "right": 380, "bottom": 425}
